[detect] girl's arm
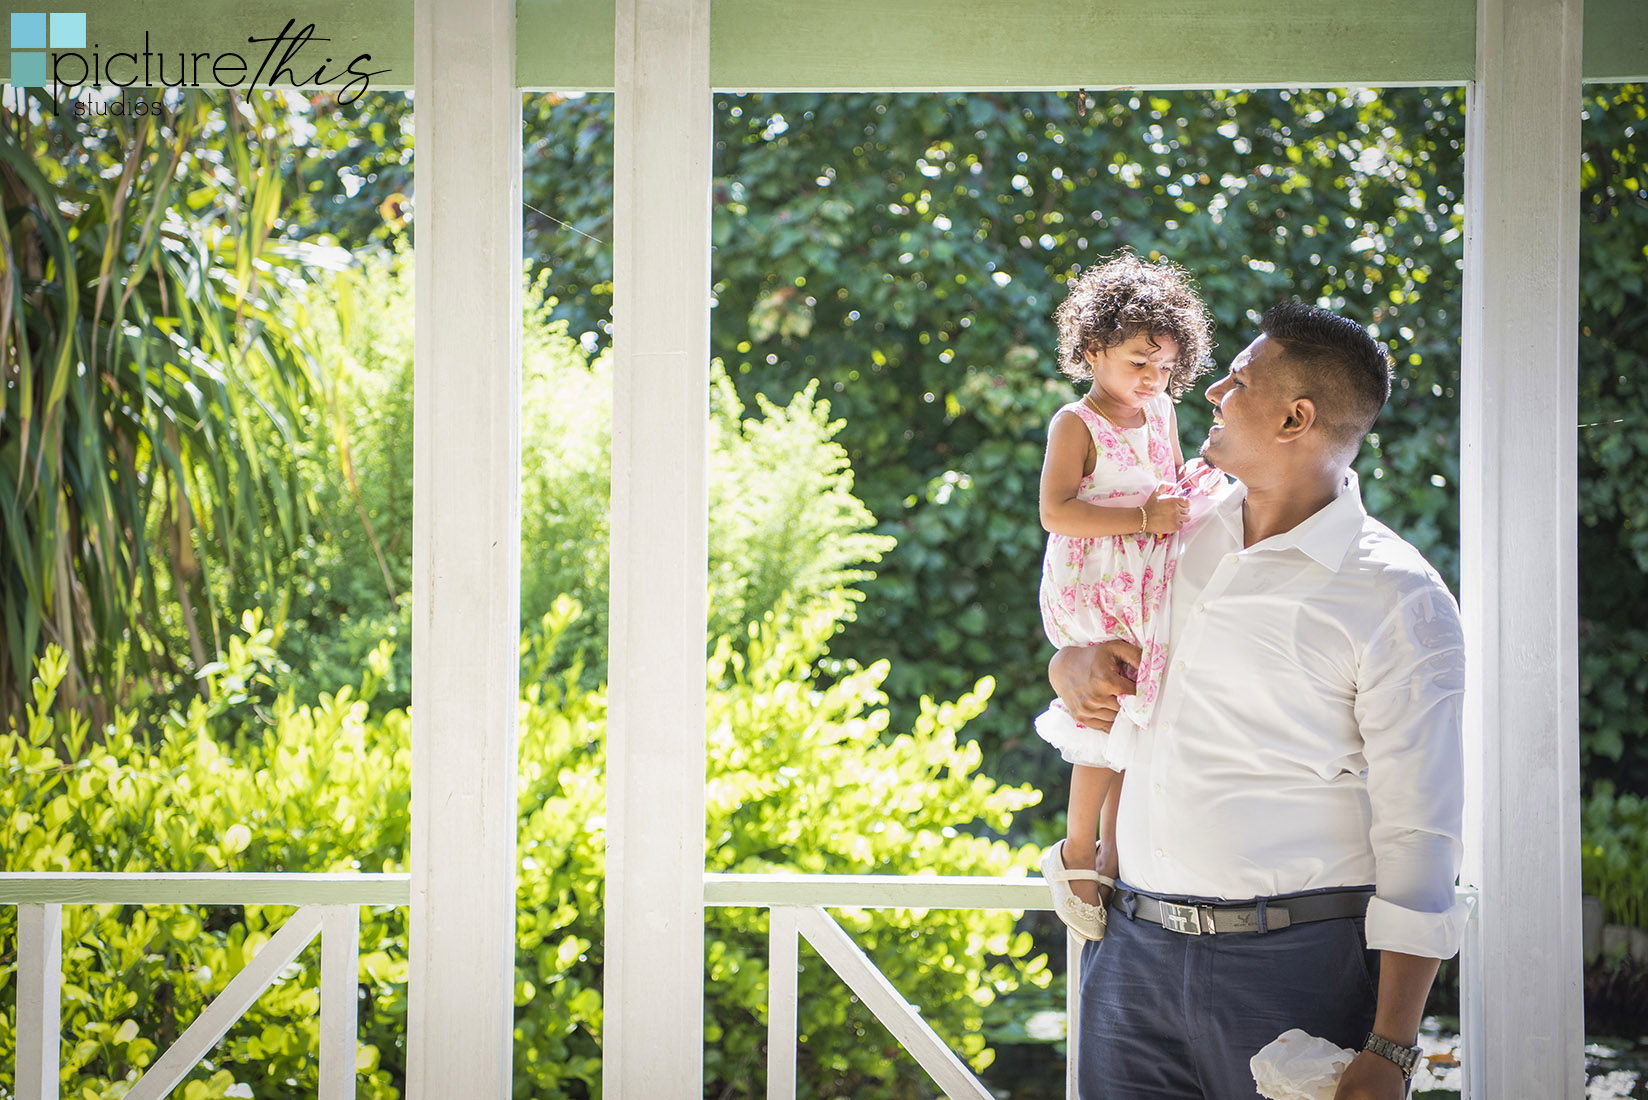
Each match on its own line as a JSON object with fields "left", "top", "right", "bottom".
{"left": 1040, "top": 409, "right": 1178, "bottom": 537}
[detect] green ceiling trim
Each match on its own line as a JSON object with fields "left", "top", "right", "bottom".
{"left": 2, "top": 1, "right": 1641, "bottom": 93}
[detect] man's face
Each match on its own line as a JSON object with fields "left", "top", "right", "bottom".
{"left": 1199, "top": 334, "right": 1292, "bottom": 479}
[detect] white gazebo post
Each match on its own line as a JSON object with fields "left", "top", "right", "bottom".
{"left": 408, "top": 0, "right": 523, "bottom": 1095}
{"left": 603, "top": 0, "right": 712, "bottom": 1095}
{"left": 1460, "top": 0, "right": 1585, "bottom": 1096}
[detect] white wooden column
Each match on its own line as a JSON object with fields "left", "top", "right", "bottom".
{"left": 1459, "top": 0, "right": 1584, "bottom": 1096}
{"left": 408, "top": 0, "right": 522, "bottom": 1094}
{"left": 603, "top": 0, "right": 711, "bottom": 1093}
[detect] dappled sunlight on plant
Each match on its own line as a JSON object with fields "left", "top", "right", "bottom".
{"left": 699, "top": 591, "right": 1047, "bottom": 1091}
{"left": 0, "top": 640, "right": 407, "bottom": 1097}
{"left": 4, "top": 588, "right": 1047, "bottom": 1097}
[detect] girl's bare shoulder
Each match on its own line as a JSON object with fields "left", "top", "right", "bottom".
{"left": 1048, "top": 402, "right": 1098, "bottom": 442}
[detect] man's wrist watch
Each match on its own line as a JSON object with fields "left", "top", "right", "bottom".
{"left": 1362, "top": 1032, "right": 1423, "bottom": 1079}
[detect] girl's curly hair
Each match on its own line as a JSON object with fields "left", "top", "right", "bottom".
{"left": 1053, "top": 252, "right": 1215, "bottom": 397}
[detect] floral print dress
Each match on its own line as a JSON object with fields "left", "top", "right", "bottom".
{"left": 1036, "top": 393, "right": 1189, "bottom": 769}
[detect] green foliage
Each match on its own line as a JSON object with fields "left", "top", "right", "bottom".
{"left": 276, "top": 93, "right": 414, "bottom": 251}
{"left": 516, "top": 297, "right": 897, "bottom": 677}
{"left": 2, "top": 608, "right": 1043, "bottom": 1099}
{"left": 278, "top": 255, "right": 893, "bottom": 706}
{"left": 274, "top": 252, "right": 416, "bottom": 710}
{"left": 0, "top": 91, "right": 343, "bottom": 728}
{"left": 1582, "top": 786, "right": 1648, "bottom": 932}
{"left": 707, "top": 374, "right": 896, "bottom": 648}
{"left": 700, "top": 601, "right": 1044, "bottom": 1092}
{"left": 0, "top": 634, "right": 408, "bottom": 1099}
{"left": 1577, "top": 86, "right": 1648, "bottom": 792}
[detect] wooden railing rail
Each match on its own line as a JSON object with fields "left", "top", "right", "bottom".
{"left": 0, "top": 872, "right": 411, "bottom": 1100}
{"left": 706, "top": 872, "right": 1078, "bottom": 1100}
{"left": 2, "top": 872, "right": 1478, "bottom": 1099}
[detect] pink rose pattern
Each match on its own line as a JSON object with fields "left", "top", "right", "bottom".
{"left": 1038, "top": 396, "right": 1194, "bottom": 730}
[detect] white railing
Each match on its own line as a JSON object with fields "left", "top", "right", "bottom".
{"left": 706, "top": 873, "right": 1482, "bottom": 1100}
{"left": 3, "top": 871, "right": 1479, "bottom": 1099}
{"left": 0, "top": 872, "right": 411, "bottom": 1100}
{"left": 705, "top": 873, "right": 1082, "bottom": 1100}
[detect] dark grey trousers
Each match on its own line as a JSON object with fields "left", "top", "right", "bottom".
{"left": 1077, "top": 884, "right": 1380, "bottom": 1100}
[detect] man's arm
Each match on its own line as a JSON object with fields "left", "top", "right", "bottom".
{"left": 1048, "top": 640, "right": 1142, "bottom": 732}
{"left": 1356, "top": 586, "right": 1468, "bottom": 955}
{"left": 1333, "top": 951, "right": 1438, "bottom": 1099}
{"left": 1337, "top": 585, "right": 1468, "bottom": 1099}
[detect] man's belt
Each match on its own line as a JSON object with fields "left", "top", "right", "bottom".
{"left": 1117, "top": 886, "right": 1374, "bottom": 936}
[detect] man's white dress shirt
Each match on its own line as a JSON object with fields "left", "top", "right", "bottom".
{"left": 1112, "top": 470, "right": 1470, "bottom": 958}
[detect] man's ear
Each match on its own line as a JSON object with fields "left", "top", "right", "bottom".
{"left": 1276, "top": 397, "right": 1317, "bottom": 444}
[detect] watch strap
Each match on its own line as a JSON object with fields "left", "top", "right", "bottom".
{"left": 1362, "top": 1031, "right": 1421, "bottom": 1079}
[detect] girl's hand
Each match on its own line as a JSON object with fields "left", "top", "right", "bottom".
{"left": 1174, "top": 457, "right": 1229, "bottom": 498}
{"left": 1142, "top": 487, "right": 1190, "bottom": 535}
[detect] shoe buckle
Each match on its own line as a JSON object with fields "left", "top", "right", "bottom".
{"left": 1160, "top": 901, "right": 1215, "bottom": 935}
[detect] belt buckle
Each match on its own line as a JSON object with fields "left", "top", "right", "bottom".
{"left": 1160, "top": 901, "right": 1214, "bottom": 935}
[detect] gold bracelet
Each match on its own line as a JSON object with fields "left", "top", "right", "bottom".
{"left": 1138, "top": 506, "right": 1148, "bottom": 535}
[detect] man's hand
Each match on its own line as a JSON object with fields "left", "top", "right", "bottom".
{"left": 1331, "top": 1050, "right": 1408, "bottom": 1100}
{"left": 1048, "top": 640, "right": 1141, "bottom": 732}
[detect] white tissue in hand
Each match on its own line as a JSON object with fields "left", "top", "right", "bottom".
{"left": 1249, "top": 1029, "right": 1357, "bottom": 1100}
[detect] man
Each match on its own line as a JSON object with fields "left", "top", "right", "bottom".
{"left": 1050, "top": 301, "right": 1467, "bottom": 1100}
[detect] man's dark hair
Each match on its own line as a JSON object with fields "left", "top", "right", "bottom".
{"left": 1260, "top": 300, "right": 1394, "bottom": 457}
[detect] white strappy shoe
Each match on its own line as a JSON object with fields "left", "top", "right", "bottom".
{"left": 1040, "top": 839, "right": 1115, "bottom": 941}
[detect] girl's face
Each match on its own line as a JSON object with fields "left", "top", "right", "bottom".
{"left": 1084, "top": 332, "right": 1179, "bottom": 411}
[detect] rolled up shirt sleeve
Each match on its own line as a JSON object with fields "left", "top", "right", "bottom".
{"left": 1354, "top": 583, "right": 1469, "bottom": 958}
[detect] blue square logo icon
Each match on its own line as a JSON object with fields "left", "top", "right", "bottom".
{"left": 11, "top": 50, "right": 47, "bottom": 86}
{"left": 49, "top": 12, "right": 84, "bottom": 49}
{"left": 10, "top": 12, "right": 48, "bottom": 49}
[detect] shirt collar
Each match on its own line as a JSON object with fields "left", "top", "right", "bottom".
{"left": 1228, "top": 470, "right": 1367, "bottom": 572}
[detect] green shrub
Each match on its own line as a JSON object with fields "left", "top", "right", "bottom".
{"left": 1576, "top": 86, "right": 1648, "bottom": 793}
{"left": 1582, "top": 786, "right": 1648, "bottom": 932}
{"left": 698, "top": 597, "right": 1045, "bottom": 1093}
{"left": 278, "top": 256, "right": 893, "bottom": 710}
{"left": 516, "top": 299, "right": 896, "bottom": 682}
{"left": 2, "top": 603, "right": 1043, "bottom": 1099}
{"left": 278, "top": 251, "right": 419, "bottom": 712}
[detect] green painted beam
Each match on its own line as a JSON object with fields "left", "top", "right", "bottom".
{"left": 700, "top": 0, "right": 1479, "bottom": 92}
{"left": 522, "top": 0, "right": 612, "bottom": 90}
{"left": 1585, "top": 0, "right": 1648, "bottom": 84}
{"left": 1, "top": 2, "right": 1642, "bottom": 97}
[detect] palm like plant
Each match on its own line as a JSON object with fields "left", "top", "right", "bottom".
{"left": 1, "top": 91, "right": 338, "bottom": 725}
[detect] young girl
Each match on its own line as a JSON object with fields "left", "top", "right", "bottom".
{"left": 1036, "top": 253, "right": 1220, "bottom": 939}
